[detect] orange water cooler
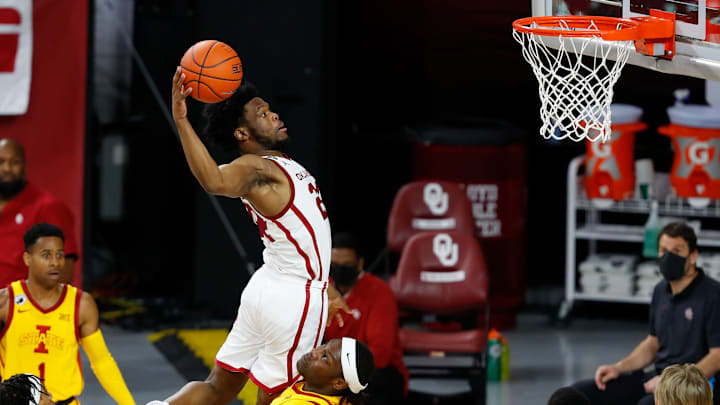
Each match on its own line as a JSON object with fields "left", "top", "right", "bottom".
{"left": 659, "top": 105, "right": 720, "bottom": 202}
{"left": 584, "top": 104, "right": 647, "bottom": 201}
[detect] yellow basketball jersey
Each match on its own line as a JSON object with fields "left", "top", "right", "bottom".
{"left": 0, "top": 280, "right": 83, "bottom": 401}
{"left": 272, "top": 382, "right": 348, "bottom": 405}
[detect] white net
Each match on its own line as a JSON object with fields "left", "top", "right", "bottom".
{"left": 513, "top": 20, "right": 635, "bottom": 142}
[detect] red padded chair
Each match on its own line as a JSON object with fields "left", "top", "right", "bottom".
{"left": 390, "top": 231, "right": 488, "bottom": 403}
{"left": 387, "top": 181, "right": 474, "bottom": 253}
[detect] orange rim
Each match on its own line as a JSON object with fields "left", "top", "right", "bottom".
{"left": 513, "top": 15, "right": 642, "bottom": 40}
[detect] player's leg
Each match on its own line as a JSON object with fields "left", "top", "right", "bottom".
{"left": 255, "top": 388, "right": 281, "bottom": 405}
{"left": 161, "top": 274, "right": 265, "bottom": 405}
{"left": 248, "top": 279, "right": 328, "bottom": 404}
{"left": 165, "top": 365, "right": 249, "bottom": 405}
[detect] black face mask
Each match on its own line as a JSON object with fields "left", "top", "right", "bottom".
{"left": 330, "top": 264, "right": 360, "bottom": 288}
{"left": 659, "top": 252, "right": 688, "bottom": 281}
{"left": 0, "top": 178, "right": 26, "bottom": 200}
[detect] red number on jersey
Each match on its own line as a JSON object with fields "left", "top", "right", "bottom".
{"left": 308, "top": 182, "right": 328, "bottom": 219}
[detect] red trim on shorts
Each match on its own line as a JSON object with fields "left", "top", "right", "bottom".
{"left": 74, "top": 288, "right": 82, "bottom": 342}
{"left": 214, "top": 359, "right": 300, "bottom": 394}
{"left": 0, "top": 284, "right": 15, "bottom": 341}
{"left": 22, "top": 280, "right": 67, "bottom": 314}
{"left": 292, "top": 383, "right": 335, "bottom": 405}
{"left": 313, "top": 283, "right": 327, "bottom": 348}
{"left": 287, "top": 281, "right": 312, "bottom": 384}
{"left": 249, "top": 370, "right": 300, "bottom": 395}
{"left": 291, "top": 205, "right": 323, "bottom": 281}
{"left": 214, "top": 358, "right": 249, "bottom": 373}
{"left": 273, "top": 220, "right": 315, "bottom": 280}
{"left": 263, "top": 158, "right": 295, "bottom": 220}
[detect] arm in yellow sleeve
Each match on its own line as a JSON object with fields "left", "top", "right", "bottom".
{"left": 81, "top": 329, "right": 136, "bottom": 405}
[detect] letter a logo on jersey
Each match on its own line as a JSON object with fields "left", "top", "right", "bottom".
{"left": 34, "top": 325, "right": 51, "bottom": 354}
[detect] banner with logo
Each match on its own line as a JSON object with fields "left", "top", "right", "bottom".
{"left": 0, "top": 0, "right": 88, "bottom": 285}
{"left": 0, "top": 0, "right": 32, "bottom": 115}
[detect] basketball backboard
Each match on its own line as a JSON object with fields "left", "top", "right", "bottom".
{"left": 532, "top": 0, "right": 720, "bottom": 81}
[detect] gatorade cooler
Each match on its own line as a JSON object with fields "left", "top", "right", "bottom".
{"left": 659, "top": 105, "right": 720, "bottom": 202}
{"left": 584, "top": 104, "right": 646, "bottom": 201}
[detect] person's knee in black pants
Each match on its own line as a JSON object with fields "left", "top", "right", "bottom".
{"left": 572, "top": 371, "right": 647, "bottom": 405}
{"left": 636, "top": 394, "right": 655, "bottom": 405}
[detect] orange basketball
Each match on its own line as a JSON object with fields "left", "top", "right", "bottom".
{"left": 179, "top": 40, "right": 243, "bottom": 103}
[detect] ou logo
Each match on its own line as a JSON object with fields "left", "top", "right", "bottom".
{"left": 423, "top": 183, "right": 449, "bottom": 215}
{"left": 592, "top": 140, "right": 612, "bottom": 158}
{"left": 433, "top": 233, "right": 459, "bottom": 267}
{"left": 688, "top": 142, "right": 712, "bottom": 165}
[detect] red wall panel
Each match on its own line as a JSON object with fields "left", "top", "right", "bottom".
{"left": 0, "top": 0, "right": 88, "bottom": 285}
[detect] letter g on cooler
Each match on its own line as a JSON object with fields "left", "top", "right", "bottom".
{"left": 688, "top": 141, "right": 712, "bottom": 165}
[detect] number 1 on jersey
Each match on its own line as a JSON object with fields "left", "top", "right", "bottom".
{"left": 39, "top": 362, "right": 45, "bottom": 379}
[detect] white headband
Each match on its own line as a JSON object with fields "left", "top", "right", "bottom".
{"left": 23, "top": 374, "right": 41, "bottom": 405}
{"left": 340, "top": 338, "right": 367, "bottom": 394}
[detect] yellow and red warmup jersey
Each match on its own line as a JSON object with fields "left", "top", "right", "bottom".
{"left": 0, "top": 280, "right": 83, "bottom": 401}
{"left": 272, "top": 382, "right": 348, "bottom": 405}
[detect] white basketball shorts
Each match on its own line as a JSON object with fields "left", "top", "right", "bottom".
{"left": 215, "top": 265, "right": 328, "bottom": 394}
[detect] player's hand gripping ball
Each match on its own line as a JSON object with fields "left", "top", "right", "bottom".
{"left": 179, "top": 40, "right": 243, "bottom": 103}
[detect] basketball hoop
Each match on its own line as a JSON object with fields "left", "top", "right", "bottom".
{"left": 513, "top": 10, "right": 675, "bottom": 142}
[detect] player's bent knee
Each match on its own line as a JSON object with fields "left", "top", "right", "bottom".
{"left": 206, "top": 365, "right": 250, "bottom": 398}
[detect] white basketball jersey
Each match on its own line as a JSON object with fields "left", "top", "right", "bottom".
{"left": 242, "top": 155, "right": 332, "bottom": 281}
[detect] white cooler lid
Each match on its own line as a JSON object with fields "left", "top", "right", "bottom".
{"left": 611, "top": 104, "right": 643, "bottom": 125}
{"left": 667, "top": 105, "right": 720, "bottom": 128}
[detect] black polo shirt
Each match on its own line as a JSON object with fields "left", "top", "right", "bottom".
{"left": 650, "top": 268, "right": 720, "bottom": 373}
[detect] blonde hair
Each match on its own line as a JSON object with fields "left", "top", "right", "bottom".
{"left": 656, "top": 364, "right": 712, "bottom": 405}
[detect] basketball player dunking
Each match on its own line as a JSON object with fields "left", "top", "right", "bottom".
{"left": 150, "top": 69, "right": 348, "bottom": 405}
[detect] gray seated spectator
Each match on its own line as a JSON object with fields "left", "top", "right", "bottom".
{"left": 572, "top": 222, "right": 720, "bottom": 405}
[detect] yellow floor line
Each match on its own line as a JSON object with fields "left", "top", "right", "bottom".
{"left": 151, "top": 329, "right": 258, "bottom": 405}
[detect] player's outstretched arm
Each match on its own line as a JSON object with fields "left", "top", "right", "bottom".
{"left": 171, "top": 68, "right": 273, "bottom": 198}
{"left": 78, "top": 292, "right": 137, "bottom": 405}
